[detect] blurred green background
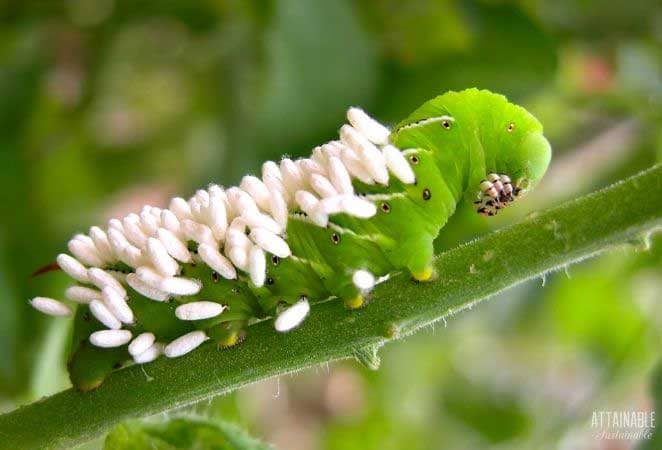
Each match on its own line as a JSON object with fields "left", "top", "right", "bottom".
{"left": 0, "top": 0, "right": 660, "bottom": 449}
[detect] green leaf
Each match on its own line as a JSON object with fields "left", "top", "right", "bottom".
{"left": 230, "top": 0, "right": 379, "bottom": 176}
{"left": 104, "top": 417, "right": 273, "bottom": 450}
{"left": 378, "top": 2, "right": 558, "bottom": 118}
{"left": 0, "top": 165, "right": 660, "bottom": 450}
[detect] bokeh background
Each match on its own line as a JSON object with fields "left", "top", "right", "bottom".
{"left": 1, "top": 0, "right": 660, "bottom": 449}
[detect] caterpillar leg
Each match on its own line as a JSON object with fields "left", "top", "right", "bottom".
{"left": 344, "top": 293, "right": 366, "bottom": 309}
{"left": 68, "top": 341, "right": 128, "bottom": 391}
{"left": 411, "top": 266, "right": 435, "bottom": 282}
{"left": 406, "top": 234, "right": 436, "bottom": 282}
{"left": 207, "top": 320, "right": 246, "bottom": 348}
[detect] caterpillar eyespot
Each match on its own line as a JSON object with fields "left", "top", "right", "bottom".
{"left": 29, "top": 88, "right": 551, "bottom": 390}
{"left": 507, "top": 122, "right": 516, "bottom": 132}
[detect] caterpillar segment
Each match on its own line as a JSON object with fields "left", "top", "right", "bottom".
{"left": 30, "top": 89, "right": 552, "bottom": 390}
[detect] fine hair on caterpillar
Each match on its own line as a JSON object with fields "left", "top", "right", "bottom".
{"left": 29, "top": 88, "right": 552, "bottom": 391}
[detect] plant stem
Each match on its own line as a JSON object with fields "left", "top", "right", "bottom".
{"left": 1, "top": 165, "right": 660, "bottom": 450}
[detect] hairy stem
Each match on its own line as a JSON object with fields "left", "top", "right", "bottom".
{"left": 1, "top": 165, "right": 660, "bottom": 450}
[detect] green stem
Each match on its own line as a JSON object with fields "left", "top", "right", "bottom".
{"left": 1, "top": 165, "right": 661, "bottom": 450}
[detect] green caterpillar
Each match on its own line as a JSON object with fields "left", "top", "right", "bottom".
{"left": 30, "top": 88, "right": 551, "bottom": 391}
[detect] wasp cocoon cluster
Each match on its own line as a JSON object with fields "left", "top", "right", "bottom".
{"left": 30, "top": 89, "right": 551, "bottom": 390}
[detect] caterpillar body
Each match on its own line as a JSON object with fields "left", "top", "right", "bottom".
{"left": 30, "top": 89, "right": 552, "bottom": 390}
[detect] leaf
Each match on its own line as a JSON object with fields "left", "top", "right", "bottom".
{"left": 442, "top": 370, "right": 531, "bottom": 443}
{"left": 229, "top": 0, "right": 380, "bottom": 176}
{"left": 104, "top": 417, "right": 273, "bottom": 450}
{"left": 355, "top": 0, "right": 471, "bottom": 64}
{"left": 0, "top": 165, "right": 660, "bottom": 450}
{"left": 377, "top": 2, "right": 558, "bottom": 119}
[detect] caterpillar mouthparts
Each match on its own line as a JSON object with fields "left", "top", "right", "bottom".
{"left": 474, "top": 173, "right": 527, "bottom": 216}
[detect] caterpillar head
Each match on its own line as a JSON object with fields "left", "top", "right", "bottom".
{"left": 390, "top": 88, "right": 551, "bottom": 216}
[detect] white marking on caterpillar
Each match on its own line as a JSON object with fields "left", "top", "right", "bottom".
{"left": 102, "top": 286, "right": 134, "bottom": 325}
{"left": 29, "top": 297, "right": 72, "bottom": 317}
{"left": 175, "top": 301, "right": 226, "bottom": 321}
{"left": 352, "top": 270, "right": 376, "bottom": 291}
{"left": 89, "top": 299, "right": 121, "bottom": 329}
{"left": 363, "top": 192, "right": 406, "bottom": 202}
{"left": 164, "top": 330, "right": 208, "bottom": 358}
{"left": 347, "top": 107, "right": 391, "bottom": 145}
{"left": 89, "top": 329, "right": 132, "bottom": 348}
{"left": 396, "top": 115, "right": 455, "bottom": 131}
{"left": 56, "top": 254, "right": 89, "bottom": 283}
{"left": 274, "top": 298, "right": 310, "bottom": 332}
{"left": 376, "top": 274, "right": 391, "bottom": 284}
{"left": 133, "top": 342, "right": 163, "bottom": 364}
{"left": 128, "top": 332, "right": 156, "bottom": 356}
{"left": 65, "top": 286, "right": 102, "bottom": 304}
